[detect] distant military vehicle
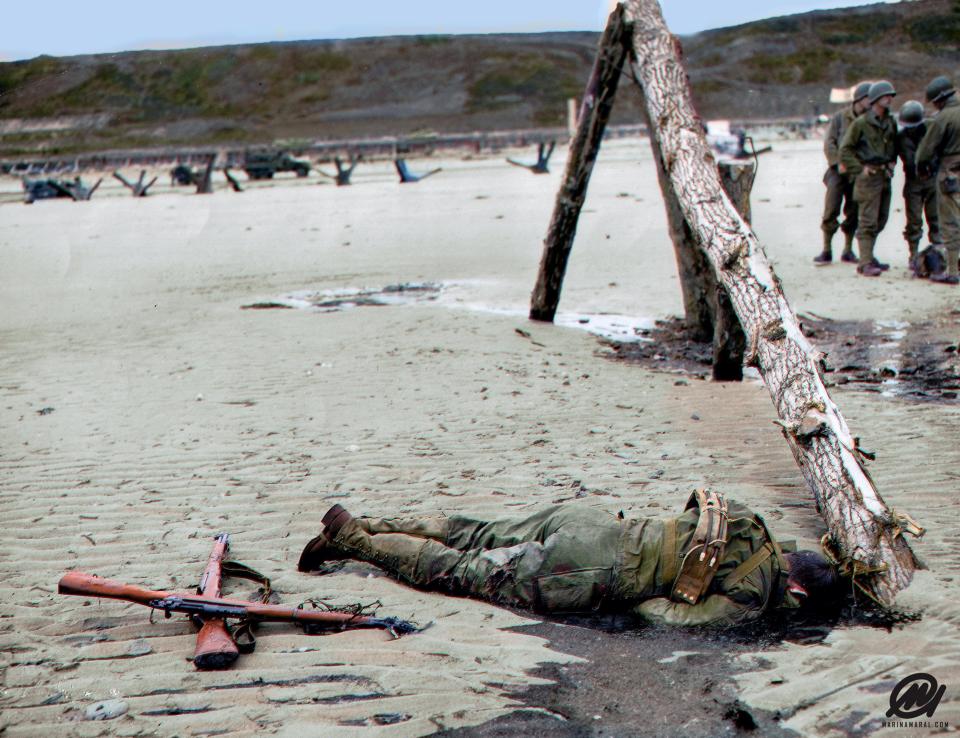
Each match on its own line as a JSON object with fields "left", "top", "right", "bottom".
{"left": 243, "top": 150, "right": 311, "bottom": 180}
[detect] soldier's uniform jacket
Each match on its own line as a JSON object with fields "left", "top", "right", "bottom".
{"left": 825, "top": 107, "right": 858, "bottom": 167}
{"left": 840, "top": 110, "right": 898, "bottom": 177}
{"left": 898, "top": 123, "right": 934, "bottom": 181}
{"left": 614, "top": 496, "right": 800, "bottom": 627}
{"left": 917, "top": 97, "right": 960, "bottom": 172}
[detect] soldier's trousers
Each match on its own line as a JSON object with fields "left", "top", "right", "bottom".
{"left": 854, "top": 169, "right": 892, "bottom": 264}
{"left": 821, "top": 166, "right": 857, "bottom": 237}
{"left": 359, "top": 505, "right": 622, "bottom": 612}
{"left": 938, "top": 158, "right": 960, "bottom": 277}
{"left": 902, "top": 178, "right": 940, "bottom": 247}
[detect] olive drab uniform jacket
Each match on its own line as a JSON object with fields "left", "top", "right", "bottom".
{"left": 825, "top": 107, "right": 858, "bottom": 167}
{"left": 839, "top": 110, "right": 898, "bottom": 177}
{"left": 916, "top": 97, "right": 960, "bottom": 171}
{"left": 615, "top": 494, "right": 800, "bottom": 627}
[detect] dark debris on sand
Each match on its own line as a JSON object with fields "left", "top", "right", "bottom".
{"left": 603, "top": 314, "right": 959, "bottom": 403}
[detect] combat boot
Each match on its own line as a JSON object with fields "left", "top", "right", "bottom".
{"left": 857, "top": 237, "right": 883, "bottom": 277}
{"left": 813, "top": 232, "right": 833, "bottom": 265}
{"left": 323, "top": 507, "right": 466, "bottom": 586}
{"left": 931, "top": 247, "right": 960, "bottom": 284}
{"left": 840, "top": 232, "right": 858, "bottom": 263}
{"left": 907, "top": 241, "right": 920, "bottom": 274}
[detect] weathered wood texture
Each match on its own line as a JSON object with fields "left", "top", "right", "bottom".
{"left": 529, "top": 5, "right": 629, "bottom": 322}
{"left": 624, "top": 0, "right": 920, "bottom": 603}
{"left": 642, "top": 102, "right": 714, "bottom": 341}
{"left": 711, "top": 162, "right": 752, "bottom": 381}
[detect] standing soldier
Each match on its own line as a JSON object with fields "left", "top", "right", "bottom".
{"left": 916, "top": 76, "right": 960, "bottom": 285}
{"left": 897, "top": 100, "right": 942, "bottom": 273}
{"left": 840, "top": 80, "right": 898, "bottom": 277}
{"left": 816, "top": 81, "right": 872, "bottom": 265}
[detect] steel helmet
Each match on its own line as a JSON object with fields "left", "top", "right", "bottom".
{"left": 868, "top": 80, "right": 896, "bottom": 104}
{"left": 853, "top": 81, "right": 872, "bottom": 102}
{"left": 898, "top": 100, "right": 925, "bottom": 128}
{"left": 925, "top": 76, "right": 956, "bottom": 103}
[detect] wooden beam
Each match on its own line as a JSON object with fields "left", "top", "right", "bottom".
{"left": 623, "top": 0, "right": 921, "bottom": 604}
{"left": 529, "top": 4, "right": 629, "bottom": 322}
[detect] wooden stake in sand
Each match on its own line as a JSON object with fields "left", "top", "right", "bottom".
{"left": 113, "top": 169, "right": 158, "bottom": 197}
{"left": 623, "top": 0, "right": 920, "bottom": 604}
{"left": 529, "top": 4, "right": 629, "bottom": 322}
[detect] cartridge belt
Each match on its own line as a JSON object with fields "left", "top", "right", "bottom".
{"left": 670, "top": 488, "right": 729, "bottom": 605}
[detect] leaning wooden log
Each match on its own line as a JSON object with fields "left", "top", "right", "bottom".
{"left": 529, "top": 4, "right": 629, "bottom": 322}
{"left": 623, "top": 0, "right": 921, "bottom": 604}
{"left": 641, "top": 97, "right": 713, "bottom": 341}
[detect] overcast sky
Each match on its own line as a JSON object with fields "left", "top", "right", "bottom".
{"left": 2, "top": 1, "right": 899, "bottom": 61}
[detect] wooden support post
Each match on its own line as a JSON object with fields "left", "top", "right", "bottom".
{"left": 529, "top": 4, "right": 629, "bottom": 322}
{"left": 623, "top": 0, "right": 920, "bottom": 604}
{"left": 223, "top": 168, "right": 244, "bottom": 192}
{"left": 196, "top": 156, "right": 215, "bottom": 194}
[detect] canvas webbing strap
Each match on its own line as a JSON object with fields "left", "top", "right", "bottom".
{"left": 661, "top": 518, "right": 678, "bottom": 585}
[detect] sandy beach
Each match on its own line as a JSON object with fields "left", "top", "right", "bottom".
{"left": 2, "top": 138, "right": 959, "bottom": 737}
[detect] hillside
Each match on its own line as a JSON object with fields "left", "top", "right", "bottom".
{"left": 1, "top": 0, "right": 959, "bottom": 157}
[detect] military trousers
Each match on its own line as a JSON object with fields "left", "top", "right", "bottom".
{"left": 853, "top": 168, "right": 892, "bottom": 242}
{"left": 821, "top": 166, "right": 858, "bottom": 237}
{"left": 938, "top": 157, "right": 960, "bottom": 276}
{"left": 364, "top": 505, "right": 623, "bottom": 613}
{"left": 902, "top": 177, "right": 940, "bottom": 247}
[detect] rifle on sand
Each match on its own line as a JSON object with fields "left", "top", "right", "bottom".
{"left": 59, "top": 533, "right": 419, "bottom": 670}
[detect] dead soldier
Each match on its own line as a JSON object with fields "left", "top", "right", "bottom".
{"left": 298, "top": 490, "right": 839, "bottom": 627}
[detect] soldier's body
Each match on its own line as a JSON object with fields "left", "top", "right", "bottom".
{"left": 897, "top": 100, "right": 942, "bottom": 272}
{"left": 916, "top": 76, "right": 960, "bottom": 285}
{"left": 816, "top": 82, "right": 871, "bottom": 265}
{"left": 840, "top": 81, "right": 899, "bottom": 277}
{"left": 299, "top": 492, "right": 837, "bottom": 628}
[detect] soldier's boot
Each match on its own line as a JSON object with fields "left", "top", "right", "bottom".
{"left": 907, "top": 240, "right": 920, "bottom": 274}
{"left": 840, "top": 231, "right": 858, "bottom": 263}
{"left": 813, "top": 231, "right": 833, "bottom": 265}
{"left": 324, "top": 509, "right": 467, "bottom": 587}
{"left": 931, "top": 247, "right": 960, "bottom": 285}
{"left": 857, "top": 237, "right": 883, "bottom": 277}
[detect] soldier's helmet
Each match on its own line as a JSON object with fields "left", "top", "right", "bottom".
{"left": 898, "top": 100, "right": 925, "bottom": 128}
{"left": 853, "top": 81, "right": 872, "bottom": 102}
{"left": 868, "top": 80, "right": 896, "bottom": 104}
{"left": 925, "top": 75, "right": 956, "bottom": 103}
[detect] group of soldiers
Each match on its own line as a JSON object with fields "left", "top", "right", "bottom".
{"left": 818, "top": 75, "right": 960, "bottom": 283}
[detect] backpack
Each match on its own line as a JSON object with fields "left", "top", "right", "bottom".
{"left": 915, "top": 245, "right": 946, "bottom": 278}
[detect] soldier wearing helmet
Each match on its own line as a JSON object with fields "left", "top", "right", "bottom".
{"left": 916, "top": 76, "right": 960, "bottom": 284}
{"left": 897, "top": 100, "right": 942, "bottom": 273}
{"left": 815, "top": 81, "right": 872, "bottom": 265}
{"left": 839, "top": 80, "right": 898, "bottom": 277}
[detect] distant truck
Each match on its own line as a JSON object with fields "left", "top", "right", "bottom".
{"left": 243, "top": 150, "right": 311, "bottom": 180}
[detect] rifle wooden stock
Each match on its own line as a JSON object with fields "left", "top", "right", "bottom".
{"left": 194, "top": 533, "right": 239, "bottom": 670}
{"left": 58, "top": 571, "right": 411, "bottom": 631}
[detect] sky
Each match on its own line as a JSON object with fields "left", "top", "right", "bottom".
{"left": 1, "top": 1, "right": 900, "bottom": 61}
